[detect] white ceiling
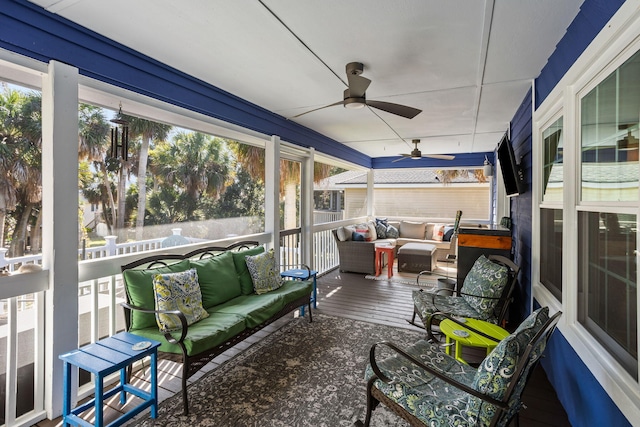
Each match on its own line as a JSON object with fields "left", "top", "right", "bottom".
{"left": 29, "top": 0, "right": 582, "bottom": 160}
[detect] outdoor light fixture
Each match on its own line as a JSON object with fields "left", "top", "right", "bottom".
{"left": 483, "top": 155, "right": 493, "bottom": 177}
{"left": 110, "top": 103, "right": 129, "bottom": 161}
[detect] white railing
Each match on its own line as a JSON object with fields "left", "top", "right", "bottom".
{"left": 0, "top": 220, "right": 356, "bottom": 426}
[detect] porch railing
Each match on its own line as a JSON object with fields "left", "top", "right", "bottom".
{"left": 0, "top": 219, "right": 356, "bottom": 426}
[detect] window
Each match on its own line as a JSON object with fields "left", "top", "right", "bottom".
{"left": 578, "top": 211, "right": 637, "bottom": 378}
{"left": 540, "top": 208, "right": 563, "bottom": 300}
{"left": 580, "top": 51, "right": 640, "bottom": 203}
{"left": 542, "top": 117, "right": 563, "bottom": 202}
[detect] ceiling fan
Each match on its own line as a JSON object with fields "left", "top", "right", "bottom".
{"left": 294, "top": 62, "right": 422, "bottom": 119}
{"left": 392, "top": 139, "right": 455, "bottom": 162}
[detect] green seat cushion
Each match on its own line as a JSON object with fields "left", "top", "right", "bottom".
{"left": 269, "top": 280, "right": 313, "bottom": 305}
{"left": 190, "top": 251, "right": 242, "bottom": 308}
{"left": 460, "top": 255, "right": 509, "bottom": 319}
{"left": 123, "top": 259, "right": 191, "bottom": 330}
{"left": 130, "top": 311, "right": 246, "bottom": 356}
{"left": 211, "top": 294, "right": 285, "bottom": 328}
{"left": 232, "top": 246, "right": 266, "bottom": 295}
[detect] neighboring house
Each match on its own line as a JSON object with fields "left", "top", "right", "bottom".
{"left": 315, "top": 168, "right": 490, "bottom": 221}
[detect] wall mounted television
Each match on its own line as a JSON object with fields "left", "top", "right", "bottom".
{"left": 497, "top": 132, "right": 525, "bottom": 197}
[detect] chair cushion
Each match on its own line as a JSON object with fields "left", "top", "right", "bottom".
{"left": 400, "top": 221, "right": 426, "bottom": 239}
{"left": 152, "top": 268, "right": 209, "bottom": 332}
{"left": 470, "top": 307, "right": 550, "bottom": 424}
{"left": 365, "top": 340, "right": 479, "bottom": 426}
{"left": 232, "top": 246, "right": 265, "bottom": 295}
{"left": 123, "top": 259, "right": 192, "bottom": 330}
{"left": 246, "top": 249, "right": 283, "bottom": 294}
{"left": 336, "top": 226, "right": 352, "bottom": 241}
{"left": 190, "top": 251, "right": 242, "bottom": 309}
{"left": 413, "top": 290, "right": 490, "bottom": 325}
{"left": 460, "top": 255, "right": 509, "bottom": 319}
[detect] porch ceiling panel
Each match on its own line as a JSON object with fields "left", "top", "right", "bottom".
{"left": 28, "top": 0, "right": 583, "bottom": 164}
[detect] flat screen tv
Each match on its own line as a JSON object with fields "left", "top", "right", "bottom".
{"left": 497, "top": 133, "right": 525, "bottom": 197}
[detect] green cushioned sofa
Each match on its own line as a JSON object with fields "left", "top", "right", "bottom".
{"left": 120, "top": 241, "right": 313, "bottom": 415}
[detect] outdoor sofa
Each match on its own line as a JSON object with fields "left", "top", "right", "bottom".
{"left": 120, "top": 241, "right": 313, "bottom": 415}
{"left": 332, "top": 220, "right": 461, "bottom": 275}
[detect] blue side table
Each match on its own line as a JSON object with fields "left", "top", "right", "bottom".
{"left": 59, "top": 332, "right": 160, "bottom": 427}
{"left": 281, "top": 268, "right": 317, "bottom": 316}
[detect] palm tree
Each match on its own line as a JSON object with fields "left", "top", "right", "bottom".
{"left": 149, "top": 131, "right": 230, "bottom": 220}
{"left": 120, "top": 115, "right": 171, "bottom": 240}
{"left": 0, "top": 88, "right": 22, "bottom": 247}
{"left": 78, "top": 104, "right": 116, "bottom": 234}
{"left": 232, "top": 143, "right": 332, "bottom": 229}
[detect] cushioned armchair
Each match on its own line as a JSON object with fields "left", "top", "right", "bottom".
{"left": 356, "top": 307, "right": 562, "bottom": 427}
{"left": 410, "top": 255, "right": 519, "bottom": 337}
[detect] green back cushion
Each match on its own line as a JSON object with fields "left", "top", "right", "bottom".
{"left": 232, "top": 246, "right": 265, "bottom": 294}
{"left": 460, "top": 255, "right": 509, "bottom": 319}
{"left": 123, "top": 259, "right": 191, "bottom": 330}
{"left": 190, "top": 251, "right": 242, "bottom": 308}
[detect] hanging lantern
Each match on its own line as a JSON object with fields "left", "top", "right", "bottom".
{"left": 110, "top": 103, "right": 129, "bottom": 161}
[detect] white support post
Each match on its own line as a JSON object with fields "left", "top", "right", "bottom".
{"left": 42, "top": 61, "right": 80, "bottom": 419}
{"left": 265, "top": 136, "right": 281, "bottom": 263}
{"left": 366, "top": 169, "right": 375, "bottom": 218}
{"left": 301, "top": 148, "right": 315, "bottom": 268}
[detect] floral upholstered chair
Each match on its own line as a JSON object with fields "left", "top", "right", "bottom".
{"left": 355, "top": 307, "right": 561, "bottom": 427}
{"left": 410, "top": 255, "right": 520, "bottom": 339}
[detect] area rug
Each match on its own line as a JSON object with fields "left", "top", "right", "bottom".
{"left": 133, "top": 314, "right": 424, "bottom": 426}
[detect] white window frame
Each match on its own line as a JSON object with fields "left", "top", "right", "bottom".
{"left": 532, "top": 2, "right": 640, "bottom": 422}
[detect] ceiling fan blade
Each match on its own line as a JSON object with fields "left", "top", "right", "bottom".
{"left": 392, "top": 155, "right": 410, "bottom": 163}
{"left": 366, "top": 100, "right": 422, "bottom": 119}
{"left": 425, "top": 154, "right": 456, "bottom": 160}
{"left": 347, "top": 74, "right": 371, "bottom": 98}
{"left": 292, "top": 100, "right": 344, "bottom": 118}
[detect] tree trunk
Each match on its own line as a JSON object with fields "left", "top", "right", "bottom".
{"left": 9, "top": 203, "right": 33, "bottom": 257}
{"left": 284, "top": 181, "right": 297, "bottom": 230}
{"left": 30, "top": 206, "right": 42, "bottom": 253}
{"left": 135, "top": 136, "right": 150, "bottom": 241}
{"left": 99, "top": 161, "right": 117, "bottom": 235}
{"left": 116, "top": 162, "right": 127, "bottom": 242}
{"left": 0, "top": 209, "right": 5, "bottom": 248}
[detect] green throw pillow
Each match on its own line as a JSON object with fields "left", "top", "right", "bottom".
{"left": 190, "top": 251, "right": 242, "bottom": 308}
{"left": 460, "top": 255, "right": 509, "bottom": 319}
{"left": 245, "top": 249, "right": 283, "bottom": 295}
{"left": 122, "top": 259, "right": 191, "bottom": 330}
{"left": 232, "top": 246, "right": 265, "bottom": 294}
{"left": 152, "top": 268, "right": 209, "bottom": 332}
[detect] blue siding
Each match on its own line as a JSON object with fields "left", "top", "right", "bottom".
{"left": 508, "top": 90, "right": 533, "bottom": 325}
{"left": 0, "top": 0, "right": 371, "bottom": 168}
{"left": 512, "top": 0, "right": 630, "bottom": 425}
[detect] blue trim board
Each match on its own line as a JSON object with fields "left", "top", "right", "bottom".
{"left": 535, "top": 0, "right": 625, "bottom": 107}
{"left": 0, "top": 0, "right": 371, "bottom": 168}
{"left": 372, "top": 152, "right": 493, "bottom": 169}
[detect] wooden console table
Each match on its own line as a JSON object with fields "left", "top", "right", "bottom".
{"left": 456, "top": 226, "right": 512, "bottom": 291}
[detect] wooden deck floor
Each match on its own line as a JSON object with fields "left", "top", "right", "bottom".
{"left": 37, "top": 267, "right": 571, "bottom": 427}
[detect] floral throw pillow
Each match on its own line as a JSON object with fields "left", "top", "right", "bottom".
{"left": 152, "top": 268, "right": 209, "bottom": 332}
{"left": 460, "top": 255, "right": 509, "bottom": 319}
{"left": 246, "top": 249, "right": 284, "bottom": 294}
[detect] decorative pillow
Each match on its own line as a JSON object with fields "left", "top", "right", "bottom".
{"left": 460, "top": 255, "right": 509, "bottom": 319}
{"left": 355, "top": 224, "right": 372, "bottom": 241}
{"left": 367, "top": 221, "right": 378, "bottom": 241}
{"left": 375, "top": 217, "right": 388, "bottom": 226}
{"left": 432, "top": 223, "right": 445, "bottom": 241}
{"left": 374, "top": 222, "right": 387, "bottom": 239}
{"left": 245, "top": 249, "right": 283, "bottom": 295}
{"left": 443, "top": 226, "right": 455, "bottom": 242}
{"left": 336, "top": 226, "right": 352, "bottom": 242}
{"left": 386, "top": 224, "right": 399, "bottom": 238}
{"left": 399, "top": 221, "right": 426, "bottom": 239}
{"left": 352, "top": 232, "right": 366, "bottom": 241}
{"left": 152, "top": 268, "right": 209, "bottom": 332}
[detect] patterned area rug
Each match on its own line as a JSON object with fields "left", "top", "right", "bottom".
{"left": 133, "top": 314, "right": 424, "bottom": 426}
